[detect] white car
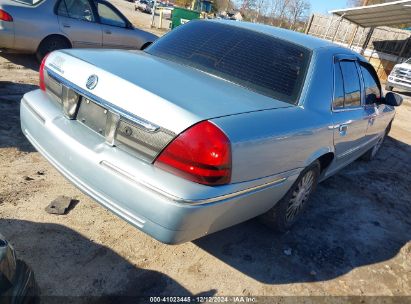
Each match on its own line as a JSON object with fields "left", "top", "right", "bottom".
{"left": 135, "top": 0, "right": 153, "bottom": 14}
{"left": 386, "top": 58, "right": 411, "bottom": 92}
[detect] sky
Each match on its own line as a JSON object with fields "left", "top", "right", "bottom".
{"left": 309, "top": 0, "right": 349, "bottom": 14}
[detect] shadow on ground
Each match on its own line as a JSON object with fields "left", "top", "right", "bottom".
{"left": 0, "top": 82, "right": 38, "bottom": 152}
{"left": 195, "top": 136, "right": 411, "bottom": 284}
{"left": 0, "top": 220, "right": 216, "bottom": 301}
{"left": 0, "top": 53, "right": 39, "bottom": 71}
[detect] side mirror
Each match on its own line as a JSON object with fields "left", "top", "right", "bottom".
{"left": 384, "top": 92, "right": 403, "bottom": 107}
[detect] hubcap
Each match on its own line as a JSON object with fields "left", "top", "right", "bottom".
{"left": 286, "top": 170, "right": 315, "bottom": 222}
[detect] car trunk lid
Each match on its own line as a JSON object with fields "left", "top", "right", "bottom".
{"left": 43, "top": 50, "right": 292, "bottom": 163}
{"left": 46, "top": 49, "right": 292, "bottom": 133}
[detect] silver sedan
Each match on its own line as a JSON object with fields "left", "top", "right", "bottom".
{"left": 0, "top": 0, "right": 157, "bottom": 61}
{"left": 20, "top": 20, "right": 403, "bottom": 244}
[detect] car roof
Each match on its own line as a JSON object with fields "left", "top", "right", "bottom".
{"left": 209, "top": 19, "right": 339, "bottom": 51}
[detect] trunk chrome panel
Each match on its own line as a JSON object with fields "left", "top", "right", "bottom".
{"left": 44, "top": 67, "right": 177, "bottom": 163}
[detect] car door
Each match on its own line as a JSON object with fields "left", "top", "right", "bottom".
{"left": 331, "top": 56, "right": 369, "bottom": 166}
{"left": 95, "top": 1, "right": 140, "bottom": 49}
{"left": 56, "top": 0, "right": 103, "bottom": 48}
{"left": 359, "top": 61, "right": 394, "bottom": 141}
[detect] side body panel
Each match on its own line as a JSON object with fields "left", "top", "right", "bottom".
{"left": 101, "top": 25, "right": 139, "bottom": 49}
{"left": 213, "top": 49, "right": 336, "bottom": 183}
{"left": 1, "top": 0, "right": 63, "bottom": 53}
{"left": 57, "top": 14, "right": 103, "bottom": 48}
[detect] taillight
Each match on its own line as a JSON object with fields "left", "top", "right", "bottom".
{"left": 0, "top": 9, "right": 13, "bottom": 22}
{"left": 39, "top": 54, "right": 50, "bottom": 91}
{"left": 155, "top": 121, "right": 231, "bottom": 186}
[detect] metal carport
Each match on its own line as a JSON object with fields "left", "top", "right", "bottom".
{"left": 330, "top": 0, "right": 411, "bottom": 28}
{"left": 325, "top": 0, "right": 411, "bottom": 63}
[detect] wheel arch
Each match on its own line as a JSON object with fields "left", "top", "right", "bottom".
{"left": 303, "top": 147, "right": 335, "bottom": 173}
{"left": 36, "top": 34, "right": 72, "bottom": 52}
{"left": 140, "top": 41, "right": 153, "bottom": 50}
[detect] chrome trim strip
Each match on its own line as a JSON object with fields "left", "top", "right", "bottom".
{"left": 336, "top": 134, "right": 380, "bottom": 159}
{"left": 100, "top": 160, "right": 288, "bottom": 206}
{"left": 22, "top": 99, "right": 46, "bottom": 124}
{"left": 46, "top": 68, "right": 160, "bottom": 132}
{"left": 23, "top": 130, "right": 146, "bottom": 228}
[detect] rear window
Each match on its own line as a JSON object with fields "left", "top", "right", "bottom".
{"left": 145, "top": 21, "right": 311, "bottom": 104}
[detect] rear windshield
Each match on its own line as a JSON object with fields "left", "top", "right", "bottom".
{"left": 11, "top": 0, "right": 43, "bottom": 5}
{"left": 145, "top": 21, "right": 311, "bottom": 104}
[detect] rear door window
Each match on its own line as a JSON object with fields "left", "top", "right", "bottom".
{"left": 96, "top": 2, "right": 127, "bottom": 28}
{"left": 57, "top": 0, "right": 95, "bottom": 22}
{"left": 333, "top": 62, "right": 345, "bottom": 109}
{"left": 146, "top": 21, "right": 311, "bottom": 104}
{"left": 340, "top": 60, "right": 362, "bottom": 108}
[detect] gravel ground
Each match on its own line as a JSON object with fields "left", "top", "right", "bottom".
{"left": 0, "top": 3, "right": 410, "bottom": 301}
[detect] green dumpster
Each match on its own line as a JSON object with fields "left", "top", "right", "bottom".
{"left": 171, "top": 8, "right": 200, "bottom": 29}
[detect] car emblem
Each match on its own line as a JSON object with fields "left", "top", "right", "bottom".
{"left": 86, "top": 75, "right": 98, "bottom": 90}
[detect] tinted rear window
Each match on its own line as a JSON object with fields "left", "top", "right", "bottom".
{"left": 145, "top": 21, "right": 311, "bottom": 104}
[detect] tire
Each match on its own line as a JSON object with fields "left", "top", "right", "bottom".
{"left": 260, "top": 160, "right": 320, "bottom": 232}
{"left": 385, "top": 84, "right": 393, "bottom": 91}
{"left": 3, "top": 260, "right": 40, "bottom": 303}
{"left": 36, "top": 36, "right": 71, "bottom": 63}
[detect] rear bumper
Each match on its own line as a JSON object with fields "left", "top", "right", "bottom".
{"left": 20, "top": 90, "right": 298, "bottom": 244}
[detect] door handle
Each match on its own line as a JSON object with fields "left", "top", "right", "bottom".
{"left": 105, "top": 30, "right": 112, "bottom": 34}
{"left": 339, "top": 124, "right": 348, "bottom": 136}
{"left": 63, "top": 24, "right": 71, "bottom": 28}
{"left": 368, "top": 114, "right": 377, "bottom": 125}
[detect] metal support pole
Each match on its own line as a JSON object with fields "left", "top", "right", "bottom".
{"left": 332, "top": 13, "right": 345, "bottom": 42}
{"left": 323, "top": 15, "right": 334, "bottom": 39}
{"left": 348, "top": 25, "right": 359, "bottom": 49}
{"left": 361, "top": 27, "right": 374, "bottom": 55}
{"left": 304, "top": 14, "right": 314, "bottom": 35}
{"left": 150, "top": 0, "right": 157, "bottom": 28}
{"left": 158, "top": 9, "right": 163, "bottom": 29}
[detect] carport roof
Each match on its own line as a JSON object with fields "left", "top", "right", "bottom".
{"left": 330, "top": 0, "right": 411, "bottom": 28}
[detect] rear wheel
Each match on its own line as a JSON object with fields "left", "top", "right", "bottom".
{"left": 36, "top": 36, "right": 71, "bottom": 63}
{"left": 260, "top": 160, "right": 320, "bottom": 232}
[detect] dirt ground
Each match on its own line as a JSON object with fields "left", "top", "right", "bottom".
{"left": 0, "top": 3, "right": 411, "bottom": 301}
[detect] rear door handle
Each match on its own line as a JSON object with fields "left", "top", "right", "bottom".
{"left": 339, "top": 124, "right": 348, "bottom": 136}
{"left": 105, "top": 30, "right": 112, "bottom": 34}
{"left": 62, "top": 24, "right": 71, "bottom": 28}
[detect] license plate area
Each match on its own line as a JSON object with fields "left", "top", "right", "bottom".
{"left": 77, "top": 98, "right": 108, "bottom": 136}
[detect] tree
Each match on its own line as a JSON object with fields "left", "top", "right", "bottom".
{"left": 287, "top": 0, "right": 310, "bottom": 30}
{"left": 214, "top": 0, "right": 234, "bottom": 12}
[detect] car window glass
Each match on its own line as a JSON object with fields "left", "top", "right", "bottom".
{"left": 145, "top": 21, "right": 311, "bottom": 105}
{"left": 56, "top": 0, "right": 69, "bottom": 17}
{"left": 58, "top": 0, "right": 95, "bottom": 22}
{"left": 360, "top": 63, "right": 381, "bottom": 104}
{"left": 333, "top": 62, "right": 345, "bottom": 109}
{"left": 340, "top": 61, "right": 361, "bottom": 107}
{"left": 97, "top": 2, "right": 126, "bottom": 28}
